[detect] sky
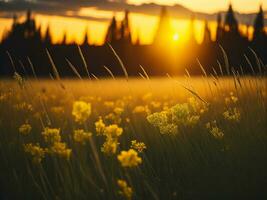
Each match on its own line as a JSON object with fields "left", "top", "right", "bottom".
{"left": 128, "top": 0, "right": 267, "bottom": 13}
{"left": 0, "top": 0, "right": 266, "bottom": 45}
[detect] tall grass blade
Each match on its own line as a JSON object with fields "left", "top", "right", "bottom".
{"left": 217, "top": 60, "right": 224, "bottom": 76}
{"left": 177, "top": 82, "right": 208, "bottom": 104}
{"left": 103, "top": 65, "right": 115, "bottom": 80}
{"left": 6, "top": 51, "right": 16, "bottom": 72}
{"left": 66, "top": 58, "right": 82, "bottom": 80}
{"left": 46, "top": 49, "right": 60, "bottom": 81}
{"left": 197, "top": 59, "right": 207, "bottom": 77}
{"left": 77, "top": 45, "right": 91, "bottom": 79}
{"left": 244, "top": 54, "right": 255, "bottom": 75}
{"left": 27, "top": 57, "right": 38, "bottom": 80}
{"left": 140, "top": 65, "right": 150, "bottom": 80}
{"left": 219, "top": 45, "right": 230, "bottom": 75}
{"left": 108, "top": 44, "right": 129, "bottom": 81}
{"left": 249, "top": 47, "right": 262, "bottom": 74}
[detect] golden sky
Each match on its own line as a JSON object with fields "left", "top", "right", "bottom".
{"left": 0, "top": 0, "right": 264, "bottom": 45}
{"left": 128, "top": 0, "right": 266, "bottom": 13}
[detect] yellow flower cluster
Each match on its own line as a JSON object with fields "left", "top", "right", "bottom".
{"left": 147, "top": 111, "right": 177, "bottom": 135}
{"left": 101, "top": 139, "right": 119, "bottom": 155}
{"left": 48, "top": 142, "right": 72, "bottom": 160}
{"left": 73, "top": 129, "right": 92, "bottom": 145}
{"left": 42, "top": 127, "right": 72, "bottom": 160}
{"left": 95, "top": 118, "right": 123, "bottom": 155}
{"left": 104, "top": 124, "right": 123, "bottom": 138}
{"left": 117, "top": 149, "right": 142, "bottom": 167}
{"left": 147, "top": 99, "right": 206, "bottom": 135}
{"left": 102, "top": 124, "right": 123, "bottom": 155}
{"left": 42, "top": 128, "right": 61, "bottom": 144}
{"left": 223, "top": 108, "right": 241, "bottom": 122}
{"left": 95, "top": 117, "right": 106, "bottom": 135}
{"left": 170, "top": 103, "right": 200, "bottom": 126}
{"left": 19, "top": 123, "right": 32, "bottom": 135}
{"left": 206, "top": 121, "right": 224, "bottom": 139}
{"left": 24, "top": 143, "right": 46, "bottom": 164}
{"left": 131, "top": 140, "right": 146, "bottom": 153}
{"left": 72, "top": 101, "right": 91, "bottom": 123}
{"left": 117, "top": 179, "right": 133, "bottom": 200}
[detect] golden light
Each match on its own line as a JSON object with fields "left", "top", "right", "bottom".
{"left": 173, "top": 33, "right": 180, "bottom": 42}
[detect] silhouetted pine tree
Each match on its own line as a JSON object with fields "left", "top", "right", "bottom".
{"left": 105, "top": 16, "right": 119, "bottom": 44}
{"left": 202, "top": 20, "right": 211, "bottom": 44}
{"left": 61, "top": 32, "right": 67, "bottom": 45}
{"left": 253, "top": 5, "right": 265, "bottom": 41}
{"left": 216, "top": 13, "right": 223, "bottom": 41}
{"left": 82, "top": 28, "right": 89, "bottom": 46}
{"left": 224, "top": 4, "right": 238, "bottom": 32}
{"left": 44, "top": 26, "right": 52, "bottom": 45}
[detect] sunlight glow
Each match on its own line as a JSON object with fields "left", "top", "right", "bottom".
{"left": 173, "top": 33, "right": 179, "bottom": 41}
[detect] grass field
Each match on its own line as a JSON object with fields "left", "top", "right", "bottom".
{"left": 0, "top": 76, "right": 266, "bottom": 199}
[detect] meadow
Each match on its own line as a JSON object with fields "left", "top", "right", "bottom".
{"left": 0, "top": 76, "right": 266, "bottom": 199}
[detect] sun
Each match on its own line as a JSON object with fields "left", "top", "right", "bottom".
{"left": 173, "top": 33, "right": 180, "bottom": 42}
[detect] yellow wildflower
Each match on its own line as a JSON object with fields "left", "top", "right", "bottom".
{"left": 73, "top": 129, "right": 92, "bottom": 145}
{"left": 117, "top": 179, "right": 133, "bottom": 200}
{"left": 159, "top": 123, "right": 178, "bottom": 135}
{"left": 72, "top": 101, "right": 91, "bottom": 123}
{"left": 223, "top": 107, "right": 241, "bottom": 122}
{"left": 117, "top": 149, "right": 142, "bottom": 167}
{"left": 101, "top": 138, "right": 119, "bottom": 155}
{"left": 24, "top": 143, "right": 46, "bottom": 164}
{"left": 95, "top": 117, "right": 106, "bottom": 135}
{"left": 19, "top": 123, "right": 32, "bottom": 135}
{"left": 206, "top": 121, "right": 224, "bottom": 139}
{"left": 42, "top": 127, "right": 61, "bottom": 144}
{"left": 131, "top": 140, "right": 146, "bottom": 153}
{"left": 104, "top": 124, "right": 123, "bottom": 138}
{"left": 49, "top": 142, "right": 72, "bottom": 160}
{"left": 147, "top": 111, "right": 168, "bottom": 127}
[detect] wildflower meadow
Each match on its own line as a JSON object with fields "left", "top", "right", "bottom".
{"left": 0, "top": 74, "right": 266, "bottom": 199}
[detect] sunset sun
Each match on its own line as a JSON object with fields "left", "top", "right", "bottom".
{"left": 173, "top": 33, "right": 180, "bottom": 42}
